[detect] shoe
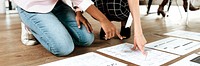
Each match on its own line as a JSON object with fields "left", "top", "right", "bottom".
{"left": 183, "top": 1, "right": 199, "bottom": 12}
{"left": 157, "top": 5, "right": 166, "bottom": 17}
{"left": 120, "top": 26, "right": 131, "bottom": 39}
{"left": 21, "top": 22, "right": 38, "bottom": 45}
{"left": 189, "top": 4, "right": 199, "bottom": 11}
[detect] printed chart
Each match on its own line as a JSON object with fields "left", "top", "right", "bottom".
{"left": 146, "top": 37, "right": 200, "bottom": 55}
{"left": 40, "top": 52, "right": 127, "bottom": 66}
{"left": 164, "top": 30, "right": 200, "bottom": 41}
{"left": 170, "top": 54, "right": 200, "bottom": 66}
{"left": 97, "top": 43, "right": 179, "bottom": 66}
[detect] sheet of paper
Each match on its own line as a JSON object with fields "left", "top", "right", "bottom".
{"left": 170, "top": 54, "right": 200, "bottom": 66}
{"left": 146, "top": 37, "right": 200, "bottom": 55}
{"left": 40, "top": 52, "right": 127, "bottom": 66}
{"left": 164, "top": 30, "right": 200, "bottom": 41}
{"left": 97, "top": 43, "right": 179, "bottom": 66}
{"left": 125, "top": 13, "right": 133, "bottom": 28}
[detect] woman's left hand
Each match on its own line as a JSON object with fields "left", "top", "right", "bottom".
{"left": 75, "top": 11, "right": 93, "bottom": 33}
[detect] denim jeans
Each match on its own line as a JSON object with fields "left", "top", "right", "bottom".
{"left": 17, "top": 1, "right": 94, "bottom": 56}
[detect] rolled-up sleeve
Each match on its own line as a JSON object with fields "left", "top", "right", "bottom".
{"left": 72, "top": 0, "right": 94, "bottom": 11}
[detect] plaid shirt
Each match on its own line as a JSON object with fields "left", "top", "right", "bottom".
{"left": 92, "top": 0, "right": 130, "bottom": 21}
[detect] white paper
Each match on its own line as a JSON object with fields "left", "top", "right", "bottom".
{"left": 170, "top": 54, "right": 200, "bottom": 66}
{"left": 164, "top": 30, "right": 200, "bottom": 41}
{"left": 146, "top": 37, "right": 200, "bottom": 55}
{"left": 125, "top": 13, "right": 133, "bottom": 28}
{"left": 40, "top": 52, "right": 127, "bottom": 66}
{"left": 97, "top": 43, "right": 179, "bottom": 66}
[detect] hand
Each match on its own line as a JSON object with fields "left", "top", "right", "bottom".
{"left": 132, "top": 34, "right": 147, "bottom": 55}
{"left": 100, "top": 20, "right": 123, "bottom": 40}
{"left": 85, "top": 5, "right": 122, "bottom": 40}
{"left": 75, "top": 11, "right": 93, "bottom": 33}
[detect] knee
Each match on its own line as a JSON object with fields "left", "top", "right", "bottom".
{"left": 83, "top": 35, "right": 94, "bottom": 46}
{"left": 50, "top": 43, "right": 75, "bottom": 57}
{"left": 77, "top": 34, "right": 94, "bottom": 46}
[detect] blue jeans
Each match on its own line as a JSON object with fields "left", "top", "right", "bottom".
{"left": 17, "top": 1, "right": 94, "bottom": 56}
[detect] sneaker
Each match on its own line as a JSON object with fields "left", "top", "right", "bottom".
{"left": 21, "top": 22, "right": 38, "bottom": 45}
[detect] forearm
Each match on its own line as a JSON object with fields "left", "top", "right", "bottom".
{"left": 85, "top": 4, "right": 109, "bottom": 23}
{"left": 128, "top": 0, "right": 143, "bottom": 35}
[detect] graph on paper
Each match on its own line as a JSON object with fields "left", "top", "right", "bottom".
{"left": 40, "top": 52, "right": 127, "bottom": 66}
{"left": 97, "top": 43, "right": 179, "bottom": 66}
{"left": 164, "top": 30, "right": 200, "bottom": 41}
{"left": 146, "top": 37, "right": 200, "bottom": 55}
{"left": 170, "top": 54, "right": 200, "bottom": 66}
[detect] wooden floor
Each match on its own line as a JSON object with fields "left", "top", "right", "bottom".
{"left": 0, "top": 5, "right": 200, "bottom": 66}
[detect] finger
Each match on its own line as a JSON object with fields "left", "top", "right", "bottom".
{"left": 105, "top": 31, "right": 111, "bottom": 40}
{"left": 137, "top": 43, "right": 146, "bottom": 56}
{"left": 107, "top": 31, "right": 111, "bottom": 39}
{"left": 104, "top": 30, "right": 108, "bottom": 40}
{"left": 132, "top": 39, "right": 137, "bottom": 50}
{"left": 75, "top": 18, "right": 81, "bottom": 28}
{"left": 104, "top": 34, "right": 108, "bottom": 40}
{"left": 87, "top": 22, "right": 93, "bottom": 33}
{"left": 111, "top": 28, "right": 115, "bottom": 38}
{"left": 115, "top": 30, "right": 123, "bottom": 40}
{"left": 82, "top": 21, "right": 91, "bottom": 33}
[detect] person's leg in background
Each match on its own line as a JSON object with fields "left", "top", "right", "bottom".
{"left": 157, "top": 0, "right": 168, "bottom": 17}
{"left": 157, "top": 0, "right": 199, "bottom": 17}
{"left": 93, "top": 0, "right": 131, "bottom": 39}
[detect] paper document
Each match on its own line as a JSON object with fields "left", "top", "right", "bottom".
{"left": 97, "top": 43, "right": 179, "bottom": 66}
{"left": 170, "top": 54, "right": 200, "bottom": 66}
{"left": 125, "top": 13, "right": 133, "bottom": 28}
{"left": 40, "top": 52, "right": 127, "bottom": 66}
{"left": 164, "top": 30, "right": 200, "bottom": 41}
{"left": 146, "top": 37, "right": 200, "bottom": 55}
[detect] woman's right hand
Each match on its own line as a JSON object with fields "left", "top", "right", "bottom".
{"left": 85, "top": 5, "right": 122, "bottom": 40}
{"left": 100, "top": 20, "right": 123, "bottom": 40}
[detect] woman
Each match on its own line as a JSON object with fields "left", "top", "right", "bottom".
{"left": 92, "top": 0, "right": 147, "bottom": 55}
{"left": 158, "top": 0, "right": 199, "bottom": 17}
{"left": 13, "top": 0, "right": 122, "bottom": 56}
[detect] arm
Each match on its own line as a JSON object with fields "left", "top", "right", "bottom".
{"left": 85, "top": 5, "right": 123, "bottom": 40}
{"left": 71, "top": 0, "right": 122, "bottom": 39}
{"left": 128, "top": 0, "right": 147, "bottom": 55}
